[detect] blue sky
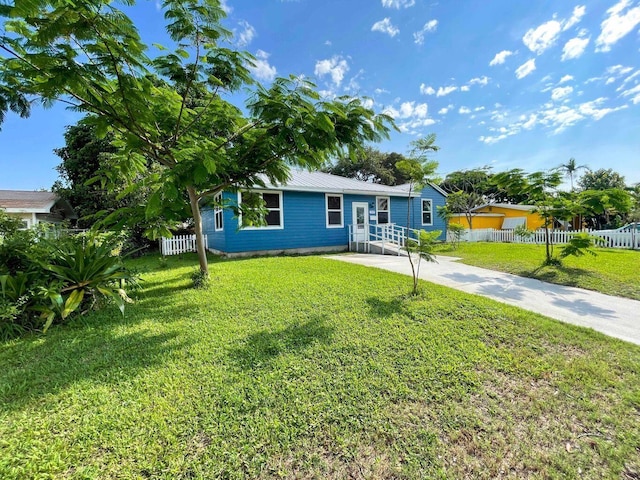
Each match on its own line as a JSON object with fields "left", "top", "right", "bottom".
{"left": 1, "top": 0, "right": 639, "bottom": 190}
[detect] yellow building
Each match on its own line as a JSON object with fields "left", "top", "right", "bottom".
{"left": 449, "top": 203, "right": 545, "bottom": 230}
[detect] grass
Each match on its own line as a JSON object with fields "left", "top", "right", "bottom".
{"left": 435, "top": 242, "right": 640, "bottom": 301}
{"left": 1, "top": 253, "right": 639, "bottom": 479}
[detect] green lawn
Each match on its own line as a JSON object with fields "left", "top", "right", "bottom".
{"left": 435, "top": 242, "right": 640, "bottom": 300}
{"left": 1, "top": 254, "right": 639, "bottom": 479}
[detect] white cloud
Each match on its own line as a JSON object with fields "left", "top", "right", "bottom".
{"left": 561, "top": 32, "right": 590, "bottom": 61}
{"left": 436, "top": 85, "right": 458, "bottom": 97}
{"left": 314, "top": 56, "right": 349, "bottom": 86}
{"left": 559, "top": 75, "right": 574, "bottom": 83}
{"left": 249, "top": 50, "right": 276, "bottom": 81}
{"left": 515, "top": 59, "right": 536, "bottom": 79}
{"left": 577, "top": 97, "right": 628, "bottom": 119}
{"left": 469, "top": 76, "right": 489, "bottom": 86}
{"left": 398, "top": 101, "right": 429, "bottom": 119}
{"left": 523, "top": 19, "right": 562, "bottom": 54}
{"left": 362, "top": 98, "right": 375, "bottom": 109}
{"left": 596, "top": 0, "right": 640, "bottom": 52}
{"left": 551, "top": 86, "right": 573, "bottom": 100}
{"left": 438, "top": 105, "right": 453, "bottom": 114}
{"left": 489, "top": 50, "right": 514, "bottom": 66}
{"left": 607, "top": 64, "right": 634, "bottom": 76}
{"left": 382, "top": 0, "right": 415, "bottom": 8}
{"left": 220, "top": 0, "right": 232, "bottom": 14}
{"left": 459, "top": 106, "right": 471, "bottom": 114}
{"left": 522, "top": 114, "right": 538, "bottom": 129}
{"left": 563, "top": 5, "right": 587, "bottom": 31}
{"left": 621, "top": 84, "right": 640, "bottom": 103}
{"left": 619, "top": 70, "right": 640, "bottom": 88}
{"left": 374, "top": 88, "right": 390, "bottom": 95}
{"left": 236, "top": 21, "right": 256, "bottom": 47}
{"left": 372, "top": 17, "right": 400, "bottom": 37}
{"left": 474, "top": 106, "right": 486, "bottom": 112}
{"left": 420, "top": 84, "right": 436, "bottom": 95}
{"left": 413, "top": 20, "right": 438, "bottom": 45}
{"left": 460, "top": 85, "right": 470, "bottom": 92}
{"left": 397, "top": 117, "right": 436, "bottom": 133}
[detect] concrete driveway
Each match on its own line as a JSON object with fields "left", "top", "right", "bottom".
{"left": 327, "top": 253, "right": 640, "bottom": 346}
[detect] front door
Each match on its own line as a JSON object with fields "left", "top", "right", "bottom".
{"left": 352, "top": 202, "right": 369, "bottom": 242}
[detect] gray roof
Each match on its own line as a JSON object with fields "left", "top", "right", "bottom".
{"left": 263, "top": 171, "right": 445, "bottom": 198}
{"left": 0, "top": 190, "right": 76, "bottom": 217}
{"left": 0, "top": 190, "right": 58, "bottom": 210}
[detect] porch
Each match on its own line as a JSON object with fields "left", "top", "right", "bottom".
{"left": 348, "top": 223, "right": 422, "bottom": 256}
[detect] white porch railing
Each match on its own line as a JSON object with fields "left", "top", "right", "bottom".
{"left": 447, "top": 228, "right": 639, "bottom": 249}
{"left": 348, "top": 223, "right": 422, "bottom": 255}
{"left": 160, "top": 234, "right": 208, "bottom": 255}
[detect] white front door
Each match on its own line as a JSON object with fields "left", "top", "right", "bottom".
{"left": 352, "top": 202, "right": 369, "bottom": 242}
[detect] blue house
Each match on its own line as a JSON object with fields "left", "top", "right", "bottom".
{"left": 201, "top": 170, "right": 447, "bottom": 257}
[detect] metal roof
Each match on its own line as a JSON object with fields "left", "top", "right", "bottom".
{"left": 471, "top": 202, "right": 536, "bottom": 212}
{"left": 263, "top": 171, "right": 445, "bottom": 198}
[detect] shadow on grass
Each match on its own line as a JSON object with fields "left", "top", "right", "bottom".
{"left": 527, "top": 264, "right": 596, "bottom": 288}
{"left": 0, "top": 328, "right": 188, "bottom": 411}
{"left": 228, "top": 315, "right": 333, "bottom": 370}
{"left": 366, "top": 296, "right": 412, "bottom": 319}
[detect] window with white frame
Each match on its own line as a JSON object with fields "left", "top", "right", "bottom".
{"left": 326, "top": 194, "right": 343, "bottom": 228}
{"left": 239, "top": 191, "right": 283, "bottom": 228}
{"left": 422, "top": 199, "right": 433, "bottom": 225}
{"left": 377, "top": 197, "right": 390, "bottom": 224}
{"left": 214, "top": 192, "right": 223, "bottom": 231}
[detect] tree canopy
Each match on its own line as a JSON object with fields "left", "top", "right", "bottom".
{"left": 578, "top": 168, "right": 626, "bottom": 191}
{"left": 324, "top": 147, "right": 411, "bottom": 186}
{"left": 0, "top": 0, "right": 393, "bottom": 274}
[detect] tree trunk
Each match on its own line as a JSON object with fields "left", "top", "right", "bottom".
{"left": 187, "top": 185, "right": 209, "bottom": 275}
{"left": 544, "top": 220, "right": 552, "bottom": 263}
{"left": 406, "top": 185, "right": 418, "bottom": 295}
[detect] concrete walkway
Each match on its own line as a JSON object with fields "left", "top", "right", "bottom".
{"left": 327, "top": 253, "right": 640, "bottom": 346}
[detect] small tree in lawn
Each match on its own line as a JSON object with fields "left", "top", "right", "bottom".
{"left": 396, "top": 134, "right": 440, "bottom": 295}
{"left": 0, "top": 0, "right": 393, "bottom": 279}
{"left": 493, "top": 169, "right": 598, "bottom": 266}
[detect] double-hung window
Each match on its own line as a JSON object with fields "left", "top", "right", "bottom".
{"left": 239, "top": 191, "right": 283, "bottom": 229}
{"left": 214, "top": 192, "right": 223, "bottom": 231}
{"left": 421, "top": 199, "right": 433, "bottom": 226}
{"left": 377, "top": 197, "right": 390, "bottom": 224}
{"left": 326, "top": 194, "right": 343, "bottom": 228}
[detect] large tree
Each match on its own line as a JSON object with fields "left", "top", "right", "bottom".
{"left": 0, "top": 0, "right": 392, "bottom": 275}
{"left": 439, "top": 168, "right": 494, "bottom": 229}
{"left": 325, "top": 147, "right": 410, "bottom": 186}
{"left": 578, "top": 168, "right": 626, "bottom": 191}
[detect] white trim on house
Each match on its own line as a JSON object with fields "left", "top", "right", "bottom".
{"left": 421, "top": 199, "right": 433, "bottom": 226}
{"left": 471, "top": 203, "right": 536, "bottom": 212}
{"left": 325, "top": 193, "right": 344, "bottom": 228}
{"left": 237, "top": 190, "right": 284, "bottom": 230}
{"left": 376, "top": 196, "right": 390, "bottom": 224}
{"left": 213, "top": 192, "right": 223, "bottom": 232}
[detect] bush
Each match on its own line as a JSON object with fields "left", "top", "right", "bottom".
{"left": 0, "top": 229, "right": 139, "bottom": 338}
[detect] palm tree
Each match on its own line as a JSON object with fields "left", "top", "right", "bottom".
{"left": 556, "top": 158, "right": 588, "bottom": 191}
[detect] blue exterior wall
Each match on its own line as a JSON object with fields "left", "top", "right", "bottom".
{"left": 202, "top": 186, "right": 446, "bottom": 253}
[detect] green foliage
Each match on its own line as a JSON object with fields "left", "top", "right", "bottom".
{"left": 0, "top": 227, "right": 138, "bottom": 337}
{"left": 578, "top": 168, "right": 626, "bottom": 191}
{"left": 405, "top": 229, "right": 441, "bottom": 294}
{"left": 559, "top": 233, "right": 599, "bottom": 259}
{"left": 447, "top": 223, "right": 466, "bottom": 248}
{"left": 190, "top": 268, "right": 210, "bottom": 289}
{"left": 0, "top": 0, "right": 394, "bottom": 275}
{"left": 0, "top": 208, "right": 23, "bottom": 237}
{"left": 578, "top": 188, "right": 633, "bottom": 229}
{"left": 513, "top": 224, "right": 533, "bottom": 241}
{"left": 324, "top": 147, "right": 410, "bottom": 186}
{"left": 555, "top": 157, "right": 588, "bottom": 191}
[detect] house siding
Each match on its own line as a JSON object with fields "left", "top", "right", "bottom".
{"left": 202, "top": 184, "right": 447, "bottom": 254}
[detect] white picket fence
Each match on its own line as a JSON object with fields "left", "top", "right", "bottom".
{"left": 448, "top": 228, "right": 639, "bottom": 249}
{"left": 159, "top": 234, "right": 208, "bottom": 255}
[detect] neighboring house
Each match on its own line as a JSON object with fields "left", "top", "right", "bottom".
{"left": 0, "top": 190, "right": 77, "bottom": 228}
{"left": 449, "top": 203, "right": 545, "bottom": 230}
{"left": 201, "top": 170, "right": 447, "bottom": 257}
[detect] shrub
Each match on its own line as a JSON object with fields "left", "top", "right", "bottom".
{"left": 191, "top": 269, "right": 210, "bottom": 289}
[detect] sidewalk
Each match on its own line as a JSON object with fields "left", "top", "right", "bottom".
{"left": 327, "top": 253, "right": 640, "bottom": 346}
